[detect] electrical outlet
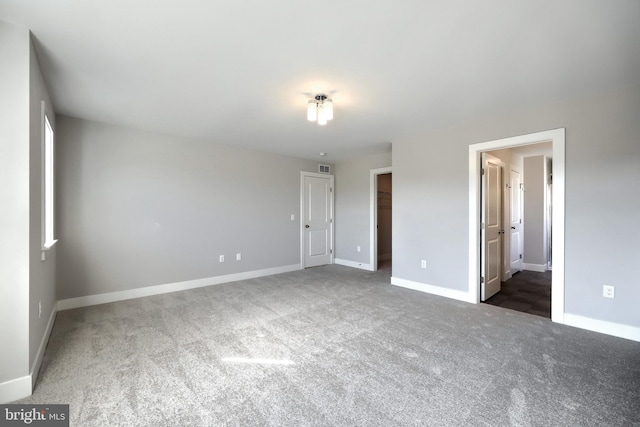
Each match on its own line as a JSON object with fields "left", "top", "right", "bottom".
{"left": 603, "top": 285, "right": 615, "bottom": 299}
{"left": 357, "top": 246, "right": 361, "bottom": 252}
{"left": 421, "top": 260, "right": 427, "bottom": 269}
{"left": 290, "top": 214, "right": 295, "bottom": 221}
{"left": 219, "top": 255, "right": 225, "bottom": 263}
{"left": 236, "top": 253, "right": 241, "bottom": 261}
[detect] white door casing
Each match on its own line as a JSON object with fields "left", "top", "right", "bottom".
{"left": 468, "top": 128, "right": 565, "bottom": 324}
{"left": 510, "top": 169, "right": 524, "bottom": 273}
{"left": 481, "top": 153, "right": 503, "bottom": 301}
{"left": 301, "top": 172, "right": 334, "bottom": 268}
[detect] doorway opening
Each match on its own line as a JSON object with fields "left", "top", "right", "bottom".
{"left": 469, "top": 128, "right": 565, "bottom": 324}
{"left": 370, "top": 167, "right": 392, "bottom": 271}
{"left": 482, "top": 144, "right": 553, "bottom": 318}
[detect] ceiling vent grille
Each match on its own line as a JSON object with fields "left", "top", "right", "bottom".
{"left": 318, "top": 164, "right": 331, "bottom": 174}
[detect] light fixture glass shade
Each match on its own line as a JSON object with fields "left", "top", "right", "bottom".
{"left": 307, "top": 101, "right": 317, "bottom": 121}
{"left": 323, "top": 99, "right": 333, "bottom": 120}
{"left": 317, "top": 104, "right": 327, "bottom": 125}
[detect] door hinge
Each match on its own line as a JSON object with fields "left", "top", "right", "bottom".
{"left": 519, "top": 254, "right": 522, "bottom": 259}
{"left": 481, "top": 222, "right": 485, "bottom": 230}
{"left": 330, "top": 187, "right": 333, "bottom": 192}
{"left": 330, "top": 218, "right": 333, "bottom": 223}
{"left": 520, "top": 219, "right": 522, "bottom": 224}
{"left": 330, "top": 249, "right": 333, "bottom": 254}
{"left": 480, "top": 277, "right": 484, "bottom": 284}
{"left": 481, "top": 168, "right": 485, "bottom": 175}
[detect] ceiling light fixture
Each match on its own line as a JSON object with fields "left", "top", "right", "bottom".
{"left": 307, "top": 94, "right": 333, "bottom": 126}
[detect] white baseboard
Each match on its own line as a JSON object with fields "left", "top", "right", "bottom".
{"left": 0, "top": 375, "right": 31, "bottom": 404}
{"left": 0, "top": 306, "right": 56, "bottom": 404}
{"left": 391, "top": 276, "right": 475, "bottom": 303}
{"left": 57, "top": 264, "right": 301, "bottom": 311}
{"left": 563, "top": 313, "right": 640, "bottom": 342}
{"left": 30, "top": 305, "right": 57, "bottom": 389}
{"left": 334, "top": 258, "right": 373, "bottom": 271}
{"left": 523, "top": 263, "right": 547, "bottom": 272}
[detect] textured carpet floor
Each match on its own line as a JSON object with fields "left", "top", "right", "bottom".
{"left": 18, "top": 265, "right": 640, "bottom": 426}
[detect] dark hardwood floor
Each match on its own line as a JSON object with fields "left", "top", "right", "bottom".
{"left": 484, "top": 270, "right": 551, "bottom": 318}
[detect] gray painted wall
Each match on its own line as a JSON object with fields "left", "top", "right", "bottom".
{"left": 0, "top": 20, "right": 30, "bottom": 386}
{"left": 56, "top": 116, "right": 321, "bottom": 299}
{"left": 29, "top": 39, "right": 57, "bottom": 374}
{"left": 29, "top": 38, "right": 57, "bottom": 373}
{"left": 393, "top": 83, "right": 640, "bottom": 327}
{"left": 523, "top": 155, "right": 547, "bottom": 266}
{"left": 0, "top": 21, "right": 56, "bottom": 398}
{"left": 334, "top": 152, "right": 392, "bottom": 264}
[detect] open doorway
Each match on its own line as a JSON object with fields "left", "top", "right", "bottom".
{"left": 370, "top": 167, "right": 392, "bottom": 271}
{"left": 377, "top": 173, "right": 392, "bottom": 271}
{"left": 468, "top": 128, "right": 565, "bottom": 324}
{"left": 481, "top": 143, "right": 553, "bottom": 318}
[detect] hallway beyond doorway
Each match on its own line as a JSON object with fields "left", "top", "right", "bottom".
{"left": 484, "top": 270, "right": 551, "bottom": 318}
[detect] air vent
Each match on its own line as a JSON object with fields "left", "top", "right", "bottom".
{"left": 318, "top": 164, "right": 331, "bottom": 174}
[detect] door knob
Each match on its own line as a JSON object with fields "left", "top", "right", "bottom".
{"left": 305, "top": 225, "right": 310, "bottom": 228}
{"left": 511, "top": 226, "right": 516, "bottom": 230}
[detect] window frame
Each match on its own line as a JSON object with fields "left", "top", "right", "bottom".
{"left": 42, "top": 101, "right": 57, "bottom": 250}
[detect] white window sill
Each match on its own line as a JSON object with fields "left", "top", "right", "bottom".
{"left": 42, "top": 239, "right": 58, "bottom": 250}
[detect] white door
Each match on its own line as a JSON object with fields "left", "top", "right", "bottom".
{"left": 481, "top": 153, "right": 503, "bottom": 301}
{"left": 510, "top": 169, "right": 524, "bottom": 273}
{"left": 302, "top": 173, "right": 333, "bottom": 267}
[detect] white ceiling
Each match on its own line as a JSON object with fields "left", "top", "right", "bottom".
{"left": 1, "top": 1, "right": 639, "bottom": 162}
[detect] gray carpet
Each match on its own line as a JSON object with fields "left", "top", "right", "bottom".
{"left": 18, "top": 265, "right": 640, "bottom": 426}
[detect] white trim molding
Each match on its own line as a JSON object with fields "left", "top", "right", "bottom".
{"left": 0, "top": 303, "right": 57, "bottom": 403}
{"left": 370, "top": 166, "right": 392, "bottom": 271}
{"left": 0, "top": 375, "right": 31, "bottom": 404}
{"left": 469, "top": 128, "right": 565, "bottom": 323}
{"left": 58, "top": 264, "right": 301, "bottom": 311}
{"left": 391, "top": 277, "right": 476, "bottom": 304}
{"left": 31, "top": 305, "right": 57, "bottom": 389}
{"left": 564, "top": 314, "right": 640, "bottom": 342}
{"left": 334, "top": 258, "right": 373, "bottom": 271}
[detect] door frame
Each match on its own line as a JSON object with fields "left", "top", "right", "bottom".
{"left": 300, "top": 171, "right": 335, "bottom": 269}
{"left": 370, "top": 167, "right": 392, "bottom": 271}
{"left": 469, "top": 128, "right": 565, "bottom": 323}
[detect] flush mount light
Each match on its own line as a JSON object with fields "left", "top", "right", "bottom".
{"left": 307, "top": 94, "right": 333, "bottom": 126}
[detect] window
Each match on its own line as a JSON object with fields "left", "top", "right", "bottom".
{"left": 42, "top": 102, "right": 57, "bottom": 249}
